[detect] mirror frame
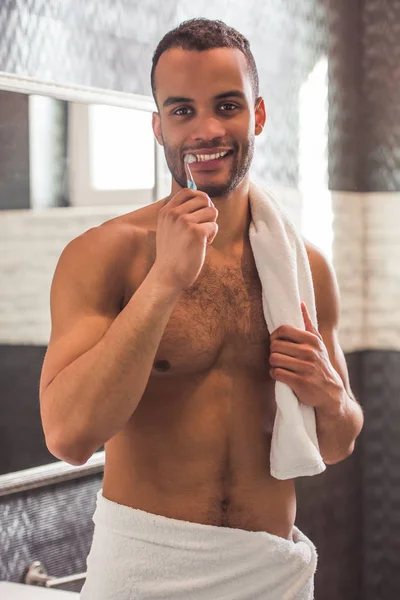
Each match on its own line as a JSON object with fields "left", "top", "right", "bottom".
{"left": 0, "top": 71, "right": 157, "bottom": 496}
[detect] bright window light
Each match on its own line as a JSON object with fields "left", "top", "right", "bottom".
{"left": 89, "top": 105, "right": 155, "bottom": 190}
{"left": 299, "top": 56, "right": 333, "bottom": 260}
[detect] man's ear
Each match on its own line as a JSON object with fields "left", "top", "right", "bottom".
{"left": 254, "top": 97, "right": 266, "bottom": 136}
{"left": 152, "top": 112, "right": 164, "bottom": 146}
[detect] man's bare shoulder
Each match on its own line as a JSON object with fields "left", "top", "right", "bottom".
{"left": 302, "top": 238, "right": 335, "bottom": 283}
{"left": 64, "top": 220, "right": 138, "bottom": 270}
{"left": 302, "top": 237, "right": 340, "bottom": 327}
{"left": 65, "top": 199, "right": 166, "bottom": 267}
{"left": 303, "top": 238, "right": 326, "bottom": 270}
{"left": 101, "top": 198, "right": 165, "bottom": 231}
{"left": 54, "top": 200, "right": 166, "bottom": 307}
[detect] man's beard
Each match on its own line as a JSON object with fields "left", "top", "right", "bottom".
{"left": 163, "top": 137, "right": 255, "bottom": 198}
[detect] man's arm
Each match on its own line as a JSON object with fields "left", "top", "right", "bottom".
{"left": 40, "top": 225, "right": 181, "bottom": 466}
{"left": 305, "top": 241, "right": 364, "bottom": 464}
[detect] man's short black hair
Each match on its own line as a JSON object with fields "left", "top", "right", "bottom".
{"left": 151, "top": 18, "right": 260, "bottom": 104}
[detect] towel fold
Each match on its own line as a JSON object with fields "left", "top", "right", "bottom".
{"left": 80, "top": 490, "right": 317, "bottom": 600}
{"left": 248, "top": 182, "right": 326, "bottom": 480}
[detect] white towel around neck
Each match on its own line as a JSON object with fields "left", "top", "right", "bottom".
{"left": 248, "top": 182, "right": 326, "bottom": 480}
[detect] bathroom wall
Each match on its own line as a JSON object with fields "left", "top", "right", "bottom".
{"left": 325, "top": 3, "right": 400, "bottom": 599}
{"left": 1, "top": 1, "right": 400, "bottom": 598}
{"left": 0, "top": 91, "right": 30, "bottom": 209}
{"left": 0, "top": 475, "right": 102, "bottom": 594}
{"left": 0, "top": 205, "right": 132, "bottom": 478}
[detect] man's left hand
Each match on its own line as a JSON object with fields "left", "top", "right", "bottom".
{"left": 269, "top": 301, "right": 344, "bottom": 409}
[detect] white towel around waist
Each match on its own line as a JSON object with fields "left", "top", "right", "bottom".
{"left": 80, "top": 489, "right": 317, "bottom": 600}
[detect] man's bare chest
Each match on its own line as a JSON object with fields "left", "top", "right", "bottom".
{"left": 123, "top": 250, "right": 270, "bottom": 376}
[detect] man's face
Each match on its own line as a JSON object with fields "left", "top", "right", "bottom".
{"left": 152, "top": 47, "right": 265, "bottom": 198}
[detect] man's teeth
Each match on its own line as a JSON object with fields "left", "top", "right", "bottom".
{"left": 193, "top": 150, "right": 229, "bottom": 162}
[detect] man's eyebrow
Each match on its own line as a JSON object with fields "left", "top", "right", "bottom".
{"left": 162, "top": 90, "right": 246, "bottom": 108}
{"left": 214, "top": 90, "right": 246, "bottom": 100}
{"left": 163, "top": 96, "right": 193, "bottom": 108}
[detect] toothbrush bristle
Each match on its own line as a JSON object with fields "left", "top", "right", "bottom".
{"left": 184, "top": 154, "right": 197, "bottom": 164}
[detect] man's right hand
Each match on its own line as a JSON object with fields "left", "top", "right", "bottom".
{"left": 152, "top": 189, "right": 219, "bottom": 291}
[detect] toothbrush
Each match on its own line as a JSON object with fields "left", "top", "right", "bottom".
{"left": 184, "top": 154, "right": 197, "bottom": 190}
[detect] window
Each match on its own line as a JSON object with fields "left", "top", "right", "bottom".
{"left": 299, "top": 57, "right": 333, "bottom": 260}
{"left": 68, "top": 103, "right": 159, "bottom": 207}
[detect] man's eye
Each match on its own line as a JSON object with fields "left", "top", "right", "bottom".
{"left": 219, "top": 103, "right": 238, "bottom": 111}
{"left": 173, "top": 107, "right": 193, "bottom": 116}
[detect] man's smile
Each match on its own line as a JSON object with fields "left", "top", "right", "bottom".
{"left": 185, "top": 149, "right": 235, "bottom": 170}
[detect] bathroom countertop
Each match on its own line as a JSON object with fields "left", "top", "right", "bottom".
{"left": 0, "top": 582, "right": 79, "bottom": 598}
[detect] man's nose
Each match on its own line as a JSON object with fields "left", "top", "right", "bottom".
{"left": 191, "top": 116, "right": 226, "bottom": 142}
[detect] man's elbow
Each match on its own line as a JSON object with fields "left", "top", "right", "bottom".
{"left": 45, "top": 434, "right": 93, "bottom": 466}
{"left": 323, "top": 442, "right": 355, "bottom": 465}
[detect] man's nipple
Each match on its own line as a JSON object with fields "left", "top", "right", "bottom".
{"left": 153, "top": 360, "right": 171, "bottom": 372}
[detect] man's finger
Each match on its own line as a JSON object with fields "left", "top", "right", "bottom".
{"left": 301, "top": 302, "right": 315, "bottom": 332}
{"left": 301, "top": 302, "right": 323, "bottom": 340}
{"left": 270, "top": 325, "right": 310, "bottom": 343}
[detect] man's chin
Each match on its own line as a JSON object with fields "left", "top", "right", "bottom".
{"left": 172, "top": 169, "right": 241, "bottom": 197}
{"left": 197, "top": 186, "right": 228, "bottom": 198}
{"left": 194, "top": 174, "right": 237, "bottom": 197}
{"left": 198, "top": 180, "right": 239, "bottom": 198}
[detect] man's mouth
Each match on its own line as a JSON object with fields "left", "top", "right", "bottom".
{"left": 185, "top": 149, "right": 234, "bottom": 169}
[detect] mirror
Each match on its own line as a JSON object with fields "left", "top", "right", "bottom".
{"left": 0, "top": 75, "right": 170, "bottom": 487}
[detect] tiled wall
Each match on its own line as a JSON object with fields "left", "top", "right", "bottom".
{"left": 0, "top": 206, "right": 134, "bottom": 346}
{"left": 332, "top": 191, "right": 400, "bottom": 352}
{"left": 0, "top": 475, "right": 102, "bottom": 594}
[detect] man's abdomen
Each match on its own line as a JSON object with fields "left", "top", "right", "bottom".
{"left": 103, "top": 368, "right": 296, "bottom": 539}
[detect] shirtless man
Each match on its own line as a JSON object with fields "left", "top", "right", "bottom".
{"left": 40, "top": 18, "right": 364, "bottom": 600}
